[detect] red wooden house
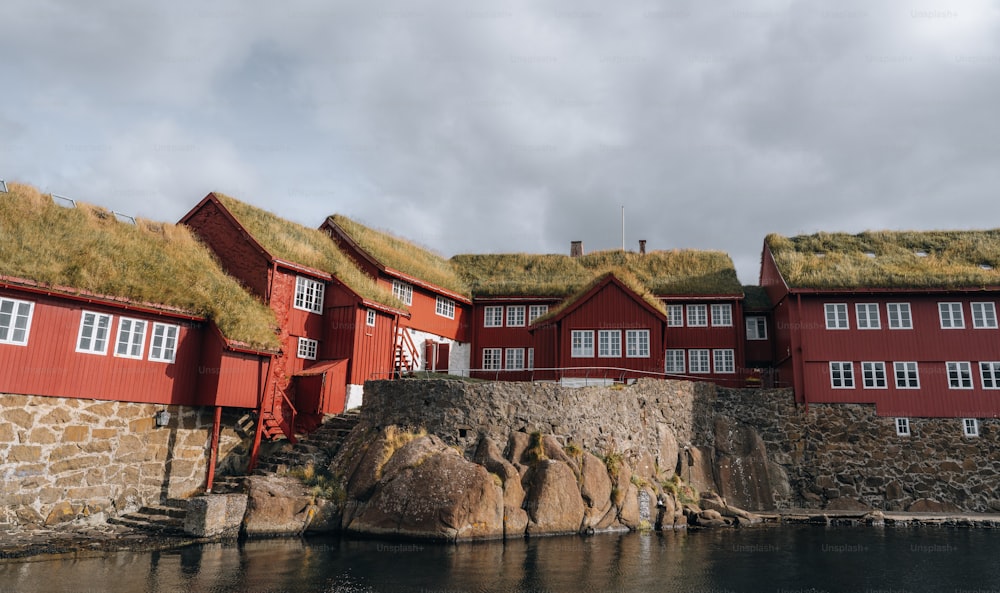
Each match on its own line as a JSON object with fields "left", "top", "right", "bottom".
{"left": 761, "top": 230, "right": 1000, "bottom": 427}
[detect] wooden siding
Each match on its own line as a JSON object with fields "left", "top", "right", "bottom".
{"left": 350, "top": 306, "right": 397, "bottom": 383}
{"left": 182, "top": 198, "right": 271, "bottom": 300}
{"left": 469, "top": 298, "right": 559, "bottom": 381}
{"left": 196, "top": 330, "right": 268, "bottom": 408}
{"left": 661, "top": 298, "right": 746, "bottom": 386}
{"left": 380, "top": 277, "right": 469, "bottom": 341}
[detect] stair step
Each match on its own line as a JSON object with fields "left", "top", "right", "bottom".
{"left": 138, "top": 504, "right": 187, "bottom": 519}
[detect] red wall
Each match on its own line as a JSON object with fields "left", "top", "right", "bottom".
{"left": 470, "top": 298, "right": 559, "bottom": 381}
{"left": 378, "top": 277, "right": 470, "bottom": 342}
{"left": 196, "top": 330, "right": 268, "bottom": 408}
{"left": 182, "top": 199, "right": 271, "bottom": 300}
{"left": 350, "top": 307, "right": 397, "bottom": 383}
{"left": 662, "top": 298, "right": 745, "bottom": 386}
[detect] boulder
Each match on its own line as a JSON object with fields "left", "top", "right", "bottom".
{"left": 699, "top": 491, "right": 762, "bottom": 525}
{"left": 243, "top": 475, "right": 319, "bottom": 536}
{"left": 343, "top": 429, "right": 392, "bottom": 501}
{"left": 505, "top": 432, "right": 532, "bottom": 474}
{"left": 713, "top": 421, "right": 776, "bottom": 511}
{"left": 907, "top": 499, "right": 963, "bottom": 513}
{"left": 692, "top": 508, "right": 729, "bottom": 528}
{"left": 184, "top": 494, "right": 247, "bottom": 538}
{"left": 657, "top": 493, "right": 676, "bottom": 529}
{"left": 617, "top": 483, "right": 641, "bottom": 529}
{"left": 543, "top": 435, "right": 580, "bottom": 477}
{"left": 523, "top": 460, "right": 586, "bottom": 535}
{"left": 657, "top": 423, "right": 680, "bottom": 479}
{"left": 579, "top": 452, "right": 612, "bottom": 510}
{"left": 681, "top": 446, "right": 717, "bottom": 495}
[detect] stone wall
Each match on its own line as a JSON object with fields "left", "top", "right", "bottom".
{"left": 0, "top": 393, "right": 251, "bottom": 528}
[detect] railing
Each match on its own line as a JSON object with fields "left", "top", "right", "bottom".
{"left": 395, "top": 328, "right": 420, "bottom": 372}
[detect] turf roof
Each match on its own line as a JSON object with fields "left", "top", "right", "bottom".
{"left": 530, "top": 270, "right": 668, "bottom": 325}
{"left": 0, "top": 183, "right": 280, "bottom": 349}
{"left": 766, "top": 230, "right": 1000, "bottom": 290}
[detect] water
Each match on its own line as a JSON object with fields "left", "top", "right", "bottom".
{"left": 3, "top": 526, "right": 1000, "bottom": 593}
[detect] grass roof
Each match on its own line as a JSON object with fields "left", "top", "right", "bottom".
{"left": 577, "top": 249, "right": 742, "bottom": 295}
{"left": 450, "top": 253, "right": 594, "bottom": 298}
{"left": 742, "top": 285, "right": 772, "bottom": 310}
{"left": 214, "top": 195, "right": 404, "bottom": 309}
{"left": 531, "top": 269, "right": 668, "bottom": 324}
{"left": 0, "top": 183, "right": 280, "bottom": 349}
{"left": 766, "top": 230, "right": 1000, "bottom": 290}
{"left": 328, "top": 214, "right": 469, "bottom": 296}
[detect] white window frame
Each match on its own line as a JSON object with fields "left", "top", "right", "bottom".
{"left": 571, "top": 330, "right": 594, "bottom": 358}
{"left": 894, "top": 362, "right": 920, "bottom": 389}
{"left": 626, "top": 330, "right": 650, "bottom": 358}
{"left": 293, "top": 276, "right": 325, "bottom": 314}
{"left": 482, "top": 348, "right": 502, "bottom": 371}
{"left": 895, "top": 418, "right": 911, "bottom": 437}
{"left": 505, "top": 348, "right": 525, "bottom": 370}
{"left": 971, "top": 302, "right": 998, "bottom": 329}
{"left": 830, "top": 361, "right": 855, "bottom": 388}
{"left": 980, "top": 362, "right": 1000, "bottom": 389}
{"left": 746, "top": 316, "right": 767, "bottom": 340}
{"left": 528, "top": 305, "right": 549, "bottom": 323}
{"left": 435, "top": 296, "right": 455, "bottom": 319}
{"left": 855, "top": 304, "right": 881, "bottom": 330}
{"left": 887, "top": 303, "right": 913, "bottom": 329}
{"left": 667, "top": 305, "right": 684, "bottom": 327}
{"left": 861, "top": 361, "right": 887, "bottom": 389}
{"left": 947, "top": 361, "right": 973, "bottom": 389}
{"left": 484, "top": 306, "right": 503, "bottom": 328}
{"left": 711, "top": 304, "right": 733, "bottom": 327}
{"left": 0, "top": 297, "right": 34, "bottom": 346}
{"left": 665, "top": 349, "right": 685, "bottom": 373}
{"left": 598, "top": 330, "right": 621, "bottom": 358}
{"left": 506, "top": 305, "right": 526, "bottom": 327}
{"left": 939, "top": 302, "right": 965, "bottom": 329}
{"left": 392, "top": 279, "right": 413, "bottom": 306}
{"left": 713, "top": 349, "right": 735, "bottom": 374}
{"left": 686, "top": 305, "right": 707, "bottom": 327}
{"left": 76, "top": 310, "right": 113, "bottom": 355}
{"left": 825, "top": 303, "right": 849, "bottom": 329}
{"left": 149, "top": 322, "right": 180, "bottom": 364}
{"left": 114, "top": 317, "right": 147, "bottom": 359}
{"left": 963, "top": 418, "right": 979, "bottom": 437}
{"left": 527, "top": 348, "right": 535, "bottom": 370}
{"left": 689, "top": 349, "right": 710, "bottom": 374}
{"left": 297, "top": 337, "right": 318, "bottom": 360}
{"left": 366, "top": 309, "right": 376, "bottom": 327}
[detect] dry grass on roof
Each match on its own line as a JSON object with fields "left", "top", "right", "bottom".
{"left": 531, "top": 269, "right": 667, "bottom": 325}
{"left": 450, "top": 253, "right": 594, "bottom": 298}
{"left": 0, "top": 183, "right": 279, "bottom": 349}
{"left": 329, "top": 214, "right": 469, "bottom": 295}
{"left": 767, "top": 230, "right": 1000, "bottom": 289}
{"left": 578, "top": 249, "right": 742, "bottom": 295}
{"left": 214, "top": 195, "right": 404, "bottom": 309}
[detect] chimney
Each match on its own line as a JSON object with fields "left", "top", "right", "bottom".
{"left": 570, "top": 240, "right": 584, "bottom": 257}
{"left": 639, "top": 240, "right": 647, "bottom": 255}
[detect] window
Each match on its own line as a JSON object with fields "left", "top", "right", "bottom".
{"left": 856, "top": 304, "right": 881, "bottom": 329}
{"left": 830, "top": 362, "right": 855, "bottom": 388}
{"left": 527, "top": 348, "right": 535, "bottom": 370}
{"left": 746, "top": 316, "right": 767, "bottom": 340}
{"left": 980, "top": 362, "right": 1000, "bottom": 389}
{"left": 665, "top": 349, "right": 685, "bottom": 373}
{"left": 972, "top": 302, "right": 998, "bottom": 329}
{"left": 689, "top": 349, "right": 710, "bottom": 374}
{"left": 667, "top": 305, "right": 684, "bottom": 327}
{"left": 939, "top": 303, "right": 964, "bottom": 329}
{"left": 366, "top": 309, "right": 376, "bottom": 327}
{"left": 434, "top": 296, "right": 455, "bottom": 319}
{"left": 482, "top": 348, "right": 502, "bottom": 370}
{"left": 115, "top": 318, "right": 147, "bottom": 359}
{"left": 76, "top": 311, "right": 112, "bottom": 355}
{"left": 947, "top": 362, "right": 973, "bottom": 389}
{"left": 528, "top": 305, "right": 549, "bottom": 323}
{"left": 505, "top": 348, "right": 525, "bottom": 370}
{"left": 713, "top": 349, "right": 735, "bottom": 373}
{"left": 626, "top": 330, "right": 650, "bottom": 358}
{"left": 963, "top": 418, "right": 979, "bottom": 437}
{"left": 825, "top": 304, "right": 849, "bottom": 329}
{"left": 861, "top": 362, "right": 887, "bottom": 389}
{"left": 294, "top": 276, "right": 325, "bottom": 314}
{"left": 686, "top": 305, "right": 707, "bottom": 327}
{"left": 895, "top": 418, "right": 911, "bottom": 437}
{"left": 571, "top": 330, "right": 594, "bottom": 358}
{"left": 484, "top": 306, "right": 503, "bottom": 327}
{"left": 711, "top": 304, "right": 732, "bottom": 327}
{"left": 598, "top": 330, "right": 621, "bottom": 357}
{"left": 392, "top": 279, "right": 413, "bottom": 306}
{"left": 894, "top": 362, "right": 920, "bottom": 389}
{"left": 149, "top": 323, "right": 179, "bottom": 363}
{"left": 887, "top": 303, "right": 912, "bottom": 329}
{"left": 297, "top": 337, "right": 318, "bottom": 360}
{"left": 506, "top": 306, "right": 526, "bottom": 327}
{"left": 0, "top": 297, "right": 34, "bottom": 346}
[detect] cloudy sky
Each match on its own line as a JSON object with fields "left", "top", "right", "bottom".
{"left": 3, "top": 1, "right": 999, "bottom": 283}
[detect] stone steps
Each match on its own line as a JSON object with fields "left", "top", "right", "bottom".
{"left": 108, "top": 500, "right": 188, "bottom": 535}
{"left": 253, "top": 411, "right": 361, "bottom": 475}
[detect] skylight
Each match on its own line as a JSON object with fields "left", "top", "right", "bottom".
{"left": 52, "top": 194, "right": 77, "bottom": 208}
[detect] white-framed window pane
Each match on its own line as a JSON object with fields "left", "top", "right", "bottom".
{"left": 367, "top": 309, "right": 377, "bottom": 327}
{"left": 687, "top": 305, "right": 707, "bottom": 327}
{"left": 598, "top": 330, "right": 621, "bottom": 357}
{"left": 506, "top": 306, "right": 526, "bottom": 327}
{"left": 392, "top": 279, "right": 413, "bottom": 306}
{"left": 939, "top": 303, "right": 965, "bottom": 329}
{"left": 571, "top": 330, "right": 594, "bottom": 358}
{"left": 713, "top": 349, "right": 735, "bottom": 373}
{"left": 825, "top": 304, "right": 849, "bottom": 329}
{"left": 862, "top": 361, "right": 887, "bottom": 389}
{"left": 746, "top": 316, "right": 767, "bottom": 340}
{"left": 528, "top": 305, "right": 549, "bottom": 323}
{"left": 294, "top": 276, "right": 325, "bottom": 314}
{"left": 297, "top": 337, "right": 318, "bottom": 360}
{"left": 972, "top": 302, "right": 998, "bottom": 329}
{"left": 626, "top": 330, "right": 650, "bottom": 358}
{"left": 711, "top": 304, "right": 732, "bottom": 327}
{"left": 947, "top": 361, "right": 973, "bottom": 389}
{"left": 435, "top": 296, "right": 455, "bottom": 319}
{"left": 527, "top": 348, "right": 535, "bottom": 370}
{"left": 483, "top": 348, "right": 502, "bottom": 370}
{"left": 856, "top": 304, "right": 881, "bottom": 329}
{"left": 887, "top": 303, "right": 913, "bottom": 329}
{"left": 830, "top": 361, "right": 855, "bottom": 388}
{"left": 505, "top": 348, "right": 525, "bottom": 370}
{"left": 894, "top": 362, "right": 920, "bottom": 389}
{"left": 980, "top": 362, "right": 1000, "bottom": 389}
{"left": 149, "top": 323, "right": 179, "bottom": 363}
{"left": 0, "top": 298, "right": 34, "bottom": 345}
{"left": 689, "top": 349, "right": 710, "bottom": 374}
{"left": 666, "top": 349, "right": 685, "bottom": 373}
{"left": 963, "top": 418, "right": 979, "bottom": 437}
{"left": 667, "top": 305, "right": 684, "bottom": 327}
{"left": 484, "top": 306, "right": 503, "bottom": 327}
{"left": 76, "top": 311, "right": 112, "bottom": 354}
{"left": 115, "top": 318, "right": 147, "bottom": 359}
{"left": 896, "top": 418, "right": 911, "bottom": 436}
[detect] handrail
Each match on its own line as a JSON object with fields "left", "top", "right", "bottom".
{"left": 395, "top": 327, "right": 420, "bottom": 370}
